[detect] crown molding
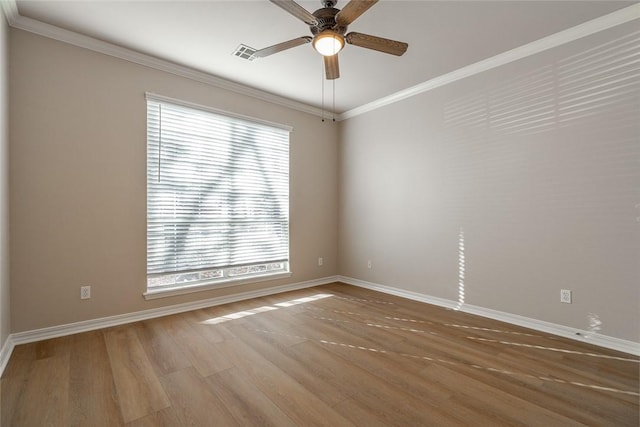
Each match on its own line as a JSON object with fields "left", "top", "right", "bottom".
{"left": 0, "top": 0, "right": 18, "bottom": 26}
{"left": 1, "top": 0, "right": 325, "bottom": 118}
{"left": 338, "top": 3, "right": 640, "bottom": 121}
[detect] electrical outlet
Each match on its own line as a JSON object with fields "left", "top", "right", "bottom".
{"left": 560, "top": 289, "right": 572, "bottom": 304}
{"left": 367, "top": 260, "right": 372, "bottom": 269}
{"left": 81, "top": 286, "right": 91, "bottom": 300}
{"left": 318, "top": 257, "right": 323, "bottom": 266}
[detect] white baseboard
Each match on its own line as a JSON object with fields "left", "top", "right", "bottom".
{"left": 0, "top": 334, "right": 15, "bottom": 376}
{"left": 338, "top": 276, "right": 640, "bottom": 356}
{"left": 0, "top": 275, "right": 340, "bottom": 376}
{"left": 2, "top": 274, "right": 636, "bottom": 377}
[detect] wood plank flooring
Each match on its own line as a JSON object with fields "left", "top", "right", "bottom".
{"left": 2, "top": 283, "right": 638, "bottom": 426}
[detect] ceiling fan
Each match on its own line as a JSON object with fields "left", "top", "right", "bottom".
{"left": 250, "top": 0, "right": 408, "bottom": 80}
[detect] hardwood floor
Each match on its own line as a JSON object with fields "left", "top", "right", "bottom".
{"left": 2, "top": 283, "right": 638, "bottom": 426}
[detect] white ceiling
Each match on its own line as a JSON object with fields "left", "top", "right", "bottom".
{"left": 12, "top": 0, "right": 636, "bottom": 113}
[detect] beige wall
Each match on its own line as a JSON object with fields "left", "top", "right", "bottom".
{"left": 9, "top": 29, "right": 338, "bottom": 333}
{"left": 0, "top": 9, "right": 10, "bottom": 347}
{"left": 339, "top": 22, "right": 640, "bottom": 342}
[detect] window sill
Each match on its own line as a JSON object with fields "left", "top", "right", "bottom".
{"left": 143, "top": 271, "right": 292, "bottom": 300}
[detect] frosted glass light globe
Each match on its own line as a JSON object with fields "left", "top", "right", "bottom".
{"left": 313, "top": 31, "right": 344, "bottom": 56}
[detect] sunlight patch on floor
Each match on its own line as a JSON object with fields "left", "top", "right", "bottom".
{"left": 201, "top": 293, "right": 333, "bottom": 325}
{"left": 466, "top": 336, "right": 639, "bottom": 363}
{"left": 307, "top": 309, "right": 637, "bottom": 364}
{"left": 252, "top": 328, "right": 640, "bottom": 397}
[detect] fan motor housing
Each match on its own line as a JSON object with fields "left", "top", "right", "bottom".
{"left": 311, "top": 7, "right": 347, "bottom": 35}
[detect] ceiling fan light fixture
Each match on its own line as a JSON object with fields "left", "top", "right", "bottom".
{"left": 313, "top": 31, "right": 344, "bottom": 56}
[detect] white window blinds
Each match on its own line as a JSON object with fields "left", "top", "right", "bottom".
{"left": 146, "top": 95, "right": 290, "bottom": 291}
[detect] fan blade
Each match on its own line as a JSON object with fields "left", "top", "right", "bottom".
{"left": 324, "top": 54, "right": 340, "bottom": 80}
{"left": 253, "top": 36, "right": 312, "bottom": 58}
{"left": 270, "top": 0, "right": 318, "bottom": 26}
{"left": 346, "top": 32, "right": 408, "bottom": 56}
{"left": 336, "top": 0, "right": 378, "bottom": 26}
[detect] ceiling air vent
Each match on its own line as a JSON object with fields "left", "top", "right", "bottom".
{"left": 233, "top": 44, "right": 257, "bottom": 61}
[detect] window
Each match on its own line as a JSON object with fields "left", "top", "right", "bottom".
{"left": 146, "top": 94, "right": 290, "bottom": 297}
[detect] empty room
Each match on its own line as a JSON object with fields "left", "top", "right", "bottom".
{"left": 0, "top": 0, "right": 638, "bottom": 425}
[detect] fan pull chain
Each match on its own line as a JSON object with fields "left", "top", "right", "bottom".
{"left": 332, "top": 79, "right": 336, "bottom": 122}
{"left": 321, "top": 57, "right": 325, "bottom": 122}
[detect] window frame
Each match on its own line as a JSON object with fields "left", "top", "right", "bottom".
{"left": 144, "top": 93, "right": 292, "bottom": 300}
